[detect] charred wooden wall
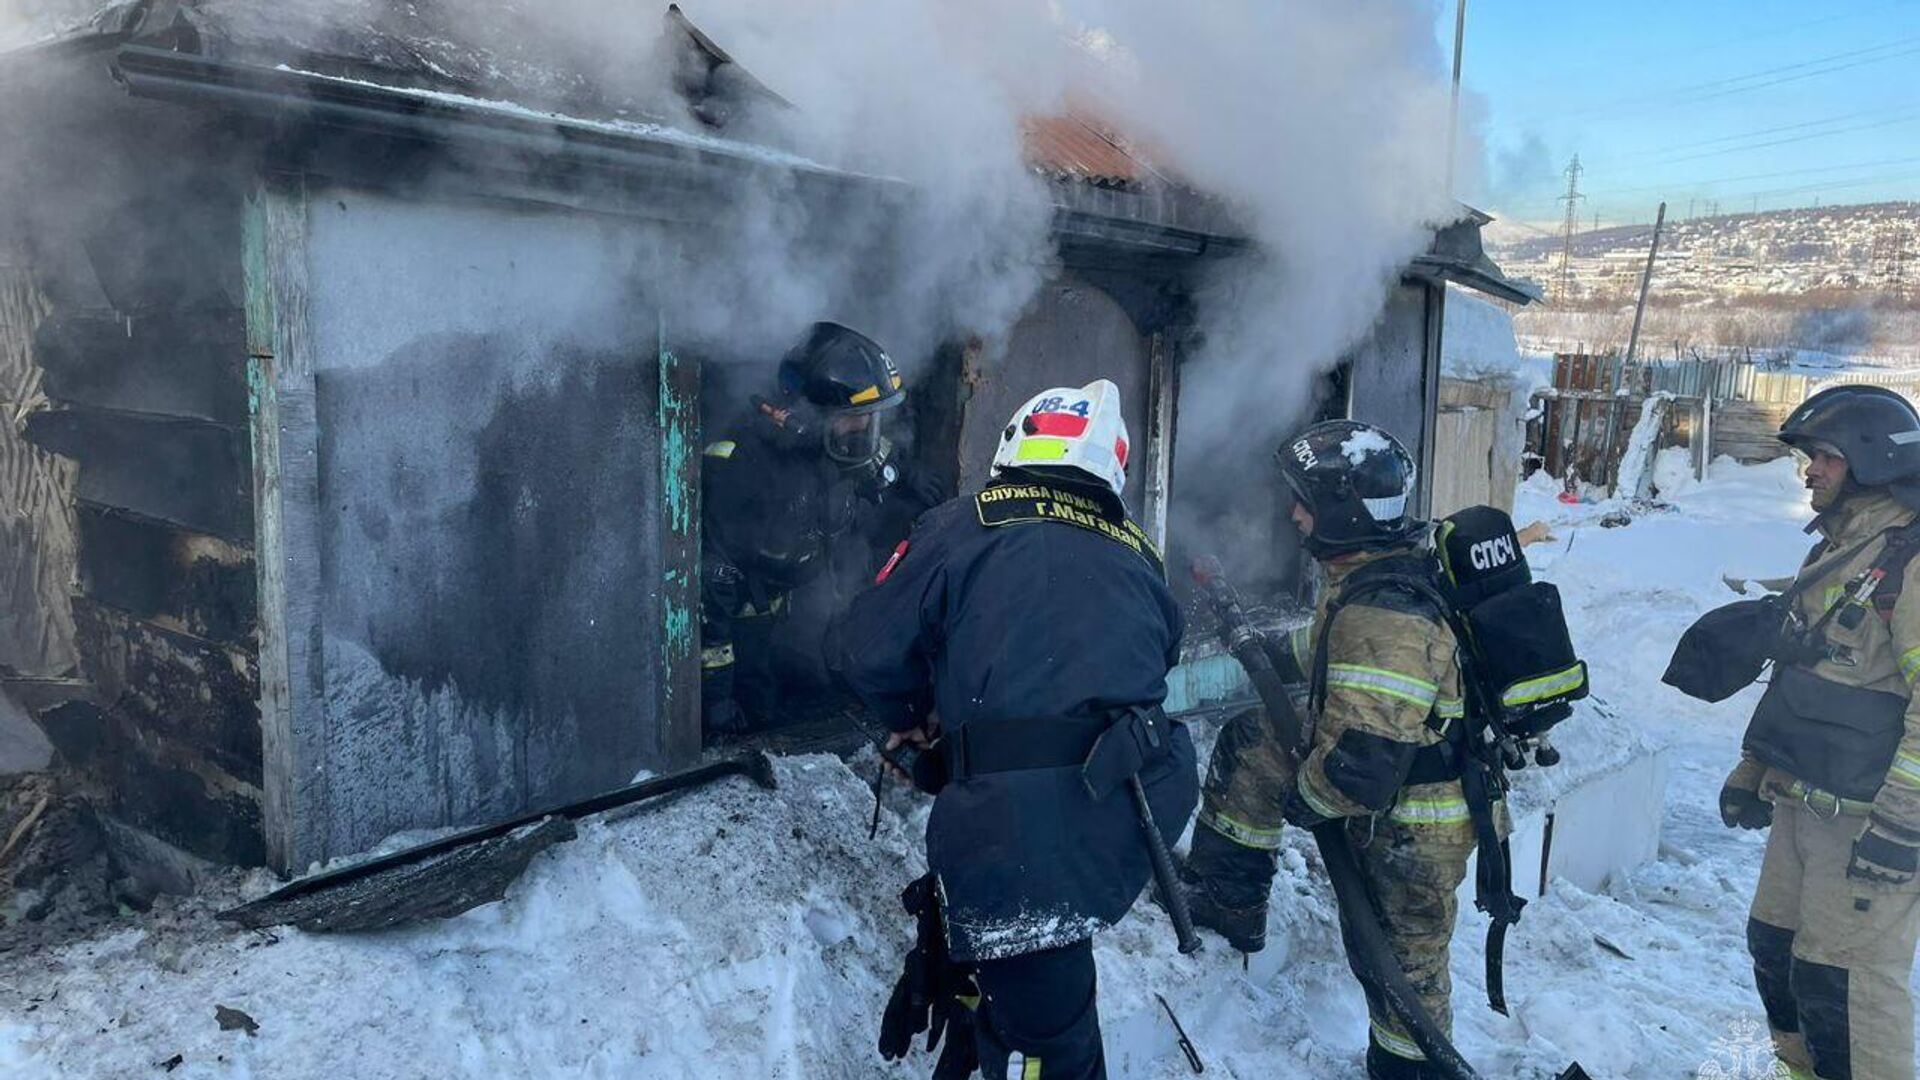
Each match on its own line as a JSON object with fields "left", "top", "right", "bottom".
{"left": 0, "top": 61, "right": 264, "bottom": 864}
{"left": 0, "top": 267, "right": 78, "bottom": 686}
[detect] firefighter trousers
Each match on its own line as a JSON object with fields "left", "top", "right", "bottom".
{"left": 974, "top": 939, "right": 1105, "bottom": 1080}
{"left": 1749, "top": 799, "right": 1920, "bottom": 1080}
{"left": 1347, "top": 815, "right": 1475, "bottom": 1072}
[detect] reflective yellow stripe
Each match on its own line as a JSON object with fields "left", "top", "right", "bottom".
{"left": 1299, "top": 773, "right": 1345, "bottom": 820}
{"left": 1370, "top": 1018, "right": 1426, "bottom": 1061}
{"left": 737, "top": 594, "right": 789, "bottom": 618}
{"left": 1014, "top": 437, "right": 1072, "bottom": 462}
{"left": 1501, "top": 663, "right": 1586, "bottom": 708}
{"left": 703, "top": 440, "right": 736, "bottom": 459}
{"left": 1888, "top": 751, "right": 1920, "bottom": 790}
{"left": 1200, "top": 811, "right": 1285, "bottom": 850}
{"left": 849, "top": 384, "right": 883, "bottom": 405}
{"left": 1290, "top": 625, "right": 1312, "bottom": 671}
{"left": 701, "top": 644, "right": 735, "bottom": 670}
{"left": 1434, "top": 697, "right": 1465, "bottom": 720}
{"left": 1784, "top": 780, "right": 1875, "bottom": 817}
{"left": 1387, "top": 793, "right": 1472, "bottom": 826}
{"left": 1326, "top": 663, "right": 1439, "bottom": 709}
{"left": 1902, "top": 647, "right": 1920, "bottom": 684}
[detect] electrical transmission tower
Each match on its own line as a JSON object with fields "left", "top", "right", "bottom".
{"left": 1556, "top": 154, "right": 1585, "bottom": 305}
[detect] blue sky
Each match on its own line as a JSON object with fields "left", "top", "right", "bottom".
{"left": 1444, "top": 0, "right": 1920, "bottom": 230}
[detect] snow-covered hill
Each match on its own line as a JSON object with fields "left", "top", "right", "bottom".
{"left": 1491, "top": 201, "right": 1920, "bottom": 305}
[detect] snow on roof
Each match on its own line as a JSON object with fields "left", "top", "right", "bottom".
{"left": 270, "top": 64, "right": 841, "bottom": 176}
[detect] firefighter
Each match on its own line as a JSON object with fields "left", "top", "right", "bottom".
{"left": 701, "top": 321, "right": 931, "bottom": 738}
{"left": 1180, "top": 419, "right": 1474, "bottom": 1080}
{"left": 1727, "top": 384, "right": 1920, "bottom": 1080}
{"left": 834, "top": 379, "right": 1197, "bottom": 1080}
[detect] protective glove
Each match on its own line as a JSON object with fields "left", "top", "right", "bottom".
{"left": 1281, "top": 790, "right": 1331, "bottom": 830}
{"left": 879, "top": 875, "right": 979, "bottom": 1068}
{"left": 1719, "top": 786, "right": 1773, "bottom": 830}
{"left": 1849, "top": 814, "right": 1920, "bottom": 887}
{"left": 702, "top": 697, "right": 750, "bottom": 738}
{"left": 1719, "top": 758, "right": 1772, "bottom": 830}
{"left": 927, "top": 972, "right": 981, "bottom": 1080}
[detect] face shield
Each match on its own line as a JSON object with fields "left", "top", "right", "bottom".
{"left": 825, "top": 409, "right": 882, "bottom": 466}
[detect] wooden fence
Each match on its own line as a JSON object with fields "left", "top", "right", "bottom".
{"left": 1529, "top": 352, "right": 1920, "bottom": 490}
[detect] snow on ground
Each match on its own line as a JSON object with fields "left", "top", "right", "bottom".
{"left": 3, "top": 454, "right": 1914, "bottom": 1078}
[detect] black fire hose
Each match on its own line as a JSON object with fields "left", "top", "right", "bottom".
{"left": 1316, "top": 820, "right": 1483, "bottom": 1080}
{"left": 1192, "top": 556, "right": 1484, "bottom": 1080}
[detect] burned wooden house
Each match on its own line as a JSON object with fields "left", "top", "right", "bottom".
{"left": 0, "top": 2, "right": 1530, "bottom": 874}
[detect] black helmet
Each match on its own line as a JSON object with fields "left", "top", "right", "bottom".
{"left": 1779, "top": 384, "right": 1920, "bottom": 489}
{"left": 1276, "top": 420, "right": 1420, "bottom": 558}
{"left": 775, "top": 322, "right": 904, "bottom": 465}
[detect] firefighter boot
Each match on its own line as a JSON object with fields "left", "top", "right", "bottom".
{"left": 1179, "top": 824, "right": 1276, "bottom": 953}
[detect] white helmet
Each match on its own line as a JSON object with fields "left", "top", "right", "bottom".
{"left": 989, "top": 379, "right": 1131, "bottom": 499}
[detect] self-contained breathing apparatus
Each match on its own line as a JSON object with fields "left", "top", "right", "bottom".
{"left": 1195, "top": 498, "right": 1588, "bottom": 1078}
{"left": 1319, "top": 503, "right": 1588, "bottom": 1016}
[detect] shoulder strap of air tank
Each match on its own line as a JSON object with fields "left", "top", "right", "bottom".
{"left": 1866, "top": 518, "right": 1920, "bottom": 615}
{"left": 1309, "top": 557, "right": 1451, "bottom": 716}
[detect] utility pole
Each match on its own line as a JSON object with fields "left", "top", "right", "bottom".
{"left": 1445, "top": 0, "right": 1467, "bottom": 195}
{"left": 1623, "top": 202, "right": 1667, "bottom": 369}
{"left": 1557, "top": 154, "right": 1585, "bottom": 305}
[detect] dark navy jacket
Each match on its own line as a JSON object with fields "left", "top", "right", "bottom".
{"left": 833, "top": 479, "right": 1198, "bottom": 961}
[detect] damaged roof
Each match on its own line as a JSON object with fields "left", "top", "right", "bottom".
{"left": 22, "top": 0, "right": 698, "bottom": 125}
{"left": 3, "top": 0, "right": 1533, "bottom": 294}
{"left": 1023, "top": 113, "right": 1167, "bottom": 190}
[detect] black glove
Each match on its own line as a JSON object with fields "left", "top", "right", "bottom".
{"left": 1282, "top": 790, "right": 1331, "bottom": 830}
{"left": 880, "top": 875, "right": 978, "bottom": 1067}
{"left": 703, "top": 697, "right": 750, "bottom": 738}
{"left": 927, "top": 972, "right": 980, "bottom": 1080}
{"left": 1849, "top": 815, "right": 1920, "bottom": 887}
{"left": 1719, "top": 784, "right": 1773, "bottom": 830}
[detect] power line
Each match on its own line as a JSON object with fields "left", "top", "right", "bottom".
{"left": 1680, "top": 42, "right": 1920, "bottom": 107}
{"left": 1734, "top": 169, "right": 1920, "bottom": 205}
{"left": 1498, "top": 2, "right": 1908, "bottom": 89}
{"left": 1627, "top": 111, "right": 1920, "bottom": 169}
{"left": 1661, "top": 34, "right": 1920, "bottom": 99}
{"left": 1508, "top": 33, "right": 1920, "bottom": 124}
{"left": 1608, "top": 105, "right": 1917, "bottom": 162}
{"left": 1498, "top": 154, "right": 1920, "bottom": 216}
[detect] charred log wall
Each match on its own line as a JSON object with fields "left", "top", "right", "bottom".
{"left": 1, "top": 61, "right": 264, "bottom": 865}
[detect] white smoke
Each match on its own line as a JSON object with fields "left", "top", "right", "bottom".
{"left": 670, "top": 0, "right": 1465, "bottom": 445}
{"left": 1055, "top": 1, "right": 1463, "bottom": 449}
{"left": 5, "top": 0, "right": 1468, "bottom": 423}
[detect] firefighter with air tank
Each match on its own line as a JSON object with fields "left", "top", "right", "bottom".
{"left": 1176, "top": 419, "right": 1483, "bottom": 1080}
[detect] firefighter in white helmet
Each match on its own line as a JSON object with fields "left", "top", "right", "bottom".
{"left": 835, "top": 379, "right": 1196, "bottom": 1080}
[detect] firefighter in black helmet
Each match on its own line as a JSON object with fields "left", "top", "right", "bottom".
{"left": 1182, "top": 419, "right": 1477, "bottom": 1080}
{"left": 700, "top": 322, "right": 937, "bottom": 738}
{"left": 1729, "top": 384, "right": 1920, "bottom": 1080}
